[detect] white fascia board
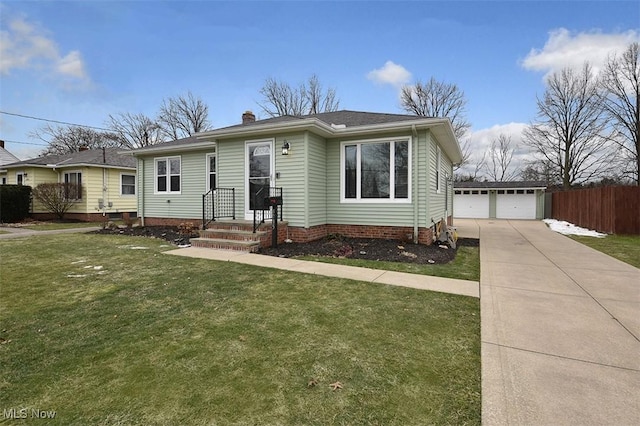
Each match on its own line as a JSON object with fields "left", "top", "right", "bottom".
{"left": 126, "top": 141, "right": 216, "bottom": 156}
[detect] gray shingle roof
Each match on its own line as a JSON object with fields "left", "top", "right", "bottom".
{"left": 3, "top": 147, "right": 136, "bottom": 169}
{"left": 217, "top": 110, "right": 427, "bottom": 131}
{"left": 0, "top": 146, "right": 20, "bottom": 166}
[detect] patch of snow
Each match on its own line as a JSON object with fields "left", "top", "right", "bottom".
{"left": 93, "top": 266, "right": 103, "bottom": 270}
{"left": 177, "top": 244, "right": 191, "bottom": 248}
{"left": 543, "top": 219, "right": 607, "bottom": 238}
{"left": 71, "top": 260, "right": 87, "bottom": 264}
{"left": 67, "top": 274, "right": 87, "bottom": 278}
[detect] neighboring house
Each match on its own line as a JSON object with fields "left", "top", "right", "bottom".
{"left": 453, "top": 181, "right": 546, "bottom": 220}
{"left": 129, "top": 110, "right": 462, "bottom": 247}
{"left": 2, "top": 147, "right": 137, "bottom": 221}
{"left": 0, "top": 140, "right": 20, "bottom": 185}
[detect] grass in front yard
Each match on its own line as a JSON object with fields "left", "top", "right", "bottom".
{"left": 0, "top": 234, "right": 480, "bottom": 425}
{"left": 299, "top": 246, "right": 480, "bottom": 282}
{"left": 570, "top": 234, "right": 640, "bottom": 268}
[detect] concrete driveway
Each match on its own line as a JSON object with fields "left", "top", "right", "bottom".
{"left": 455, "top": 219, "right": 640, "bottom": 425}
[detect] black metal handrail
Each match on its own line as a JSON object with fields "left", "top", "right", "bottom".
{"left": 202, "top": 187, "right": 236, "bottom": 229}
{"left": 252, "top": 186, "right": 283, "bottom": 233}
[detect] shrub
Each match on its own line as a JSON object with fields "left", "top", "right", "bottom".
{"left": 0, "top": 184, "right": 32, "bottom": 223}
{"left": 32, "top": 183, "right": 81, "bottom": 220}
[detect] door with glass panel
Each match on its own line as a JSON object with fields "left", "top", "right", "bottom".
{"left": 245, "top": 140, "right": 273, "bottom": 219}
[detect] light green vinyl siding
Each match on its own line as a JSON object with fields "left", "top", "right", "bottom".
{"left": 273, "top": 133, "right": 307, "bottom": 227}
{"left": 306, "top": 132, "right": 327, "bottom": 227}
{"left": 140, "top": 150, "right": 210, "bottom": 219}
{"left": 427, "top": 132, "right": 454, "bottom": 223}
{"left": 326, "top": 132, "right": 417, "bottom": 227}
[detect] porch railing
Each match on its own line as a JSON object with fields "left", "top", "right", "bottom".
{"left": 202, "top": 187, "right": 236, "bottom": 229}
{"left": 252, "top": 186, "right": 283, "bottom": 233}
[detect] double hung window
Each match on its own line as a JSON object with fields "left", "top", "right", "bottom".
{"left": 121, "top": 174, "right": 136, "bottom": 195}
{"left": 64, "top": 171, "right": 82, "bottom": 200}
{"left": 155, "top": 157, "right": 181, "bottom": 193}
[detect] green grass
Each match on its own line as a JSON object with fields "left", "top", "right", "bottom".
{"left": 20, "top": 221, "right": 104, "bottom": 231}
{"left": 0, "top": 234, "right": 480, "bottom": 425}
{"left": 570, "top": 234, "right": 640, "bottom": 268}
{"left": 298, "top": 246, "right": 480, "bottom": 282}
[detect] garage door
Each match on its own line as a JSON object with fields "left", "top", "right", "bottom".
{"left": 454, "top": 190, "right": 490, "bottom": 219}
{"left": 496, "top": 190, "right": 537, "bottom": 219}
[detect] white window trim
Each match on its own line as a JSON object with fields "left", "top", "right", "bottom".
{"left": 120, "top": 173, "right": 136, "bottom": 196}
{"left": 62, "top": 170, "right": 83, "bottom": 201}
{"left": 154, "top": 156, "right": 181, "bottom": 194}
{"left": 340, "top": 136, "right": 412, "bottom": 204}
{"left": 206, "top": 152, "right": 217, "bottom": 192}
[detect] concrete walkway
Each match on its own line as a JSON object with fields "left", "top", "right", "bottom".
{"left": 0, "top": 226, "right": 101, "bottom": 239}
{"left": 463, "top": 219, "right": 640, "bottom": 426}
{"left": 165, "top": 246, "right": 480, "bottom": 298}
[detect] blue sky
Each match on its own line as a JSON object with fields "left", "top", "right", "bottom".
{"left": 1, "top": 0, "right": 639, "bottom": 172}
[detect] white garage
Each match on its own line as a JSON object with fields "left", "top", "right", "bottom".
{"left": 496, "top": 190, "right": 538, "bottom": 219}
{"left": 453, "top": 182, "right": 546, "bottom": 220}
{"left": 453, "top": 190, "right": 490, "bottom": 218}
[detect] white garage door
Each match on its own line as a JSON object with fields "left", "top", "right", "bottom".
{"left": 496, "top": 191, "right": 537, "bottom": 219}
{"left": 454, "top": 191, "right": 490, "bottom": 219}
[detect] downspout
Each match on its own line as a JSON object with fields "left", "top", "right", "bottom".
{"left": 412, "top": 124, "right": 419, "bottom": 243}
{"left": 138, "top": 157, "right": 144, "bottom": 226}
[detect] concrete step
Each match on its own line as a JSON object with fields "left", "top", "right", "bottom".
{"left": 199, "top": 228, "right": 266, "bottom": 242}
{"left": 190, "top": 237, "right": 261, "bottom": 253}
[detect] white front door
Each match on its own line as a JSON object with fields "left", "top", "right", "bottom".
{"left": 245, "top": 140, "right": 274, "bottom": 220}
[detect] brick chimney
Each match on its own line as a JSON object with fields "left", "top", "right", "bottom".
{"left": 242, "top": 111, "right": 256, "bottom": 124}
{"left": 0, "top": 140, "right": 4, "bottom": 148}
{"left": 79, "top": 145, "right": 89, "bottom": 151}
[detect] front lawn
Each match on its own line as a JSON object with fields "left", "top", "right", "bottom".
{"left": 570, "top": 234, "right": 640, "bottom": 268}
{"left": 17, "top": 221, "right": 105, "bottom": 231}
{"left": 0, "top": 234, "right": 480, "bottom": 425}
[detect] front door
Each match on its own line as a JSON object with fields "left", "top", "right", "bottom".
{"left": 245, "top": 140, "right": 273, "bottom": 220}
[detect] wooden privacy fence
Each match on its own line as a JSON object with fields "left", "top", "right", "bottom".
{"left": 551, "top": 186, "right": 640, "bottom": 235}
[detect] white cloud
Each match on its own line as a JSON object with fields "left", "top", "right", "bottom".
{"left": 0, "top": 15, "right": 88, "bottom": 81}
{"left": 367, "top": 61, "right": 412, "bottom": 87}
{"left": 521, "top": 28, "right": 639, "bottom": 78}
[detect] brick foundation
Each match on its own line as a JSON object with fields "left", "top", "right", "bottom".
{"left": 143, "top": 217, "right": 203, "bottom": 227}
{"left": 286, "top": 223, "right": 434, "bottom": 245}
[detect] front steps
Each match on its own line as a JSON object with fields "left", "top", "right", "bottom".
{"left": 190, "top": 220, "right": 286, "bottom": 252}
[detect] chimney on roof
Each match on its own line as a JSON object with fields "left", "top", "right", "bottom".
{"left": 242, "top": 111, "right": 256, "bottom": 124}
{"left": 79, "top": 145, "right": 89, "bottom": 151}
{"left": 0, "top": 140, "right": 4, "bottom": 148}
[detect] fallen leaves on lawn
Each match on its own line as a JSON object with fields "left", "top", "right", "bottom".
{"left": 329, "top": 381, "right": 343, "bottom": 391}
{"left": 307, "top": 378, "right": 318, "bottom": 388}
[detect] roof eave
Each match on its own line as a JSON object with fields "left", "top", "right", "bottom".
{"left": 126, "top": 141, "right": 216, "bottom": 156}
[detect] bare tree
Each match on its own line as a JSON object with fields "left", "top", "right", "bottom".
{"left": 258, "top": 74, "right": 340, "bottom": 117}
{"left": 523, "top": 64, "right": 615, "bottom": 189}
{"left": 157, "top": 92, "right": 212, "bottom": 140}
{"left": 30, "top": 124, "right": 123, "bottom": 155}
{"left": 400, "top": 77, "right": 471, "bottom": 139}
{"left": 32, "top": 182, "right": 81, "bottom": 220}
{"left": 485, "top": 134, "right": 519, "bottom": 181}
{"left": 107, "top": 112, "right": 165, "bottom": 149}
{"left": 600, "top": 42, "right": 640, "bottom": 185}
{"left": 520, "top": 159, "right": 561, "bottom": 186}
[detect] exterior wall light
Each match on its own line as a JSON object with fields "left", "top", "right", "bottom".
{"left": 282, "top": 141, "right": 290, "bottom": 155}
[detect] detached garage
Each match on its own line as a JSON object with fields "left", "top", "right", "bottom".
{"left": 454, "top": 181, "right": 546, "bottom": 220}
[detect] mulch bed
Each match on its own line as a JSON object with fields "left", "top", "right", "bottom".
{"left": 91, "top": 226, "right": 479, "bottom": 265}
{"left": 259, "top": 234, "right": 479, "bottom": 265}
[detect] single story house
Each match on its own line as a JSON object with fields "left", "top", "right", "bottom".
{"left": 0, "top": 140, "right": 20, "bottom": 184}
{"left": 2, "top": 147, "right": 137, "bottom": 221}
{"left": 453, "top": 181, "right": 546, "bottom": 220}
{"left": 128, "top": 110, "right": 462, "bottom": 248}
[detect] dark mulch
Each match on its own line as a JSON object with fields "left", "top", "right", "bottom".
{"left": 90, "top": 226, "right": 198, "bottom": 246}
{"left": 259, "top": 234, "right": 479, "bottom": 265}
{"left": 91, "top": 226, "right": 479, "bottom": 265}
